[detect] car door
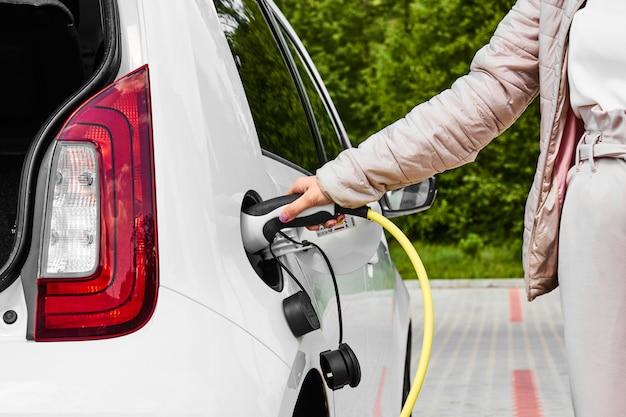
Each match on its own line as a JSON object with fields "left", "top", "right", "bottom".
{"left": 216, "top": 0, "right": 408, "bottom": 414}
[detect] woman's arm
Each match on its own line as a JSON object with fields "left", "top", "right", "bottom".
{"left": 282, "top": 0, "right": 541, "bottom": 221}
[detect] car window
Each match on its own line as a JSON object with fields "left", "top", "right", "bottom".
{"left": 280, "top": 29, "right": 344, "bottom": 163}
{"left": 214, "top": 0, "right": 320, "bottom": 173}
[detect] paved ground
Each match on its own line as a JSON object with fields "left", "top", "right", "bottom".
{"left": 406, "top": 279, "right": 573, "bottom": 417}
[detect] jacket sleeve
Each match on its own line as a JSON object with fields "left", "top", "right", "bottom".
{"left": 317, "top": 0, "right": 541, "bottom": 208}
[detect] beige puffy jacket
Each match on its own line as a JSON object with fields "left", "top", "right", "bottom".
{"left": 316, "top": 0, "right": 586, "bottom": 300}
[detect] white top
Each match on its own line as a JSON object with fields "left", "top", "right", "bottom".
{"left": 568, "top": 1, "right": 626, "bottom": 116}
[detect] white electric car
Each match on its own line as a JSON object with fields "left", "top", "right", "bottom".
{"left": 0, "top": 0, "right": 435, "bottom": 415}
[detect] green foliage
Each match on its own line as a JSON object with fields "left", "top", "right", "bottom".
{"left": 388, "top": 240, "right": 523, "bottom": 280}
{"left": 459, "top": 233, "right": 484, "bottom": 257}
{"left": 276, "top": 0, "right": 539, "bottom": 246}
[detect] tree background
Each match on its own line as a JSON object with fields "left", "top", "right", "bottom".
{"left": 274, "top": 0, "right": 539, "bottom": 248}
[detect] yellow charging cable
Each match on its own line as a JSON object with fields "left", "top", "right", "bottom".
{"left": 366, "top": 209, "right": 434, "bottom": 417}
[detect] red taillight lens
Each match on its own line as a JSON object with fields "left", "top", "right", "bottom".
{"left": 36, "top": 66, "right": 158, "bottom": 341}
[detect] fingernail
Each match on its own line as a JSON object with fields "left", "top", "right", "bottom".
{"left": 279, "top": 213, "right": 289, "bottom": 223}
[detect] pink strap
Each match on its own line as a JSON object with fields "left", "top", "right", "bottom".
{"left": 554, "top": 108, "right": 583, "bottom": 206}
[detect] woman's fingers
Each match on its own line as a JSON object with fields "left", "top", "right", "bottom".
{"left": 281, "top": 176, "right": 333, "bottom": 224}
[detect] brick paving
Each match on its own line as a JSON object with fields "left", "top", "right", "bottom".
{"left": 406, "top": 279, "right": 573, "bottom": 417}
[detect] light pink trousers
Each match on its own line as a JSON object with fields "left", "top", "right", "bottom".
{"left": 559, "top": 105, "right": 626, "bottom": 417}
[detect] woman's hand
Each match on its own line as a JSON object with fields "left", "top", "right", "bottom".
{"left": 280, "top": 176, "right": 341, "bottom": 230}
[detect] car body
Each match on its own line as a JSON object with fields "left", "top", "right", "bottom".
{"left": 0, "top": 0, "right": 435, "bottom": 415}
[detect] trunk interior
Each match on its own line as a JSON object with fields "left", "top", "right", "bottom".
{"left": 0, "top": 0, "right": 104, "bottom": 266}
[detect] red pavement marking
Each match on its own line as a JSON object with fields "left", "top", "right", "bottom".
{"left": 509, "top": 288, "right": 523, "bottom": 322}
{"left": 512, "top": 370, "right": 544, "bottom": 417}
{"left": 372, "top": 367, "right": 387, "bottom": 417}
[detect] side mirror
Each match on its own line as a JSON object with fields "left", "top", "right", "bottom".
{"left": 379, "top": 177, "right": 437, "bottom": 218}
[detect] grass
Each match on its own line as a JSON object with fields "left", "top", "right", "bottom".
{"left": 388, "top": 239, "right": 524, "bottom": 280}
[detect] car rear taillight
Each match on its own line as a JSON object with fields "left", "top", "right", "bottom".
{"left": 35, "top": 66, "right": 158, "bottom": 341}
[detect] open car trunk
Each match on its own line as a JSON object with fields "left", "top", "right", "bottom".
{"left": 0, "top": 0, "right": 106, "bottom": 267}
